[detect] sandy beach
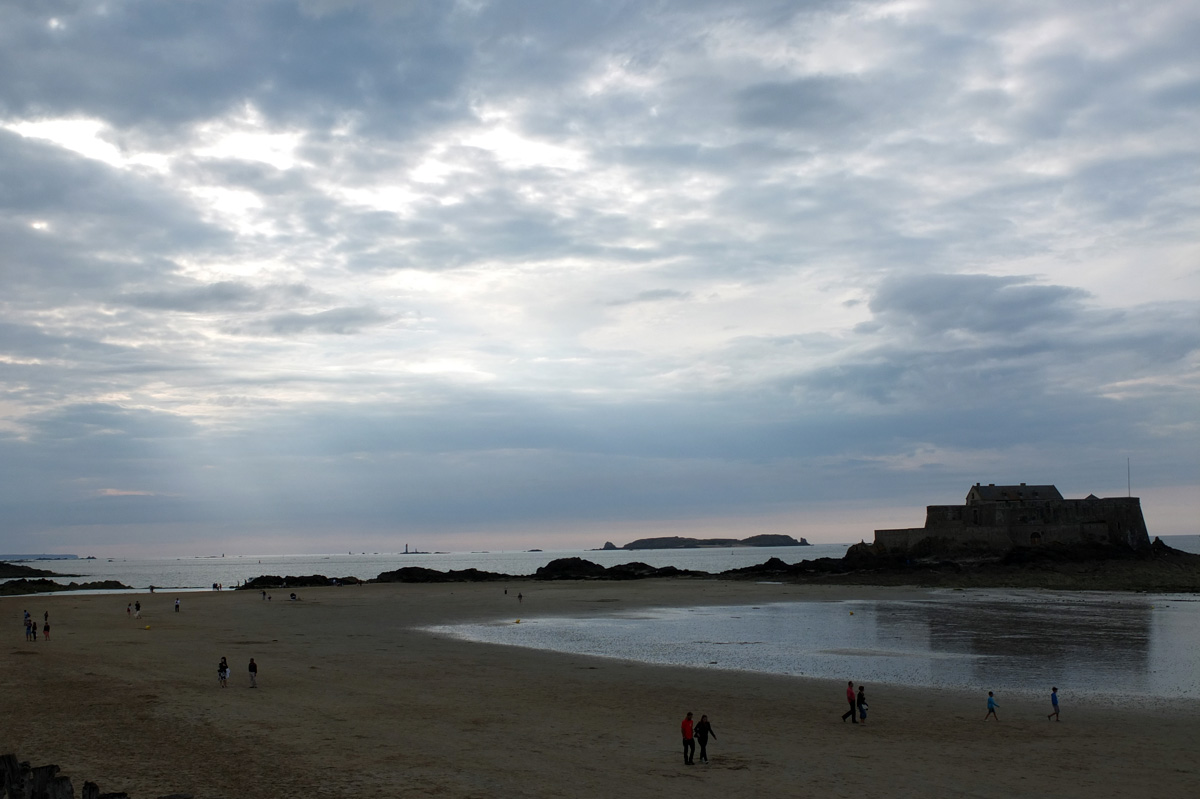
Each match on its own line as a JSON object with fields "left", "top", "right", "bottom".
{"left": 5, "top": 580, "right": 1199, "bottom": 799}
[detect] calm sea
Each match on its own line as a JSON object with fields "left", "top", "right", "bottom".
{"left": 4, "top": 535, "right": 1198, "bottom": 592}
{"left": 2, "top": 543, "right": 855, "bottom": 591}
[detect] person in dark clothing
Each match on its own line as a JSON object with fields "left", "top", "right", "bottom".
{"left": 695, "top": 714, "right": 716, "bottom": 763}
{"left": 842, "top": 680, "right": 857, "bottom": 723}
{"left": 680, "top": 711, "right": 695, "bottom": 765}
{"left": 857, "top": 685, "right": 867, "bottom": 724}
{"left": 249, "top": 657, "right": 258, "bottom": 688}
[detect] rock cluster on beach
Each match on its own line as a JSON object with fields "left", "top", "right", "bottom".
{"left": 0, "top": 577, "right": 132, "bottom": 596}
{"left": 602, "top": 534, "right": 809, "bottom": 550}
{"left": 1, "top": 753, "right": 146, "bottom": 799}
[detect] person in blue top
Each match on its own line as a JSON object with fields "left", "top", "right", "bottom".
{"left": 984, "top": 691, "right": 999, "bottom": 721}
{"left": 1047, "top": 687, "right": 1060, "bottom": 721}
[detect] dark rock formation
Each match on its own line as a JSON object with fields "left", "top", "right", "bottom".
{"left": 601, "top": 541, "right": 618, "bottom": 550}
{"left": 534, "top": 557, "right": 707, "bottom": 580}
{"left": 238, "top": 574, "right": 362, "bottom": 590}
{"left": 0, "top": 578, "right": 131, "bottom": 596}
{"left": 620, "top": 534, "right": 808, "bottom": 550}
{"left": 3, "top": 754, "right": 131, "bottom": 799}
{"left": 372, "top": 567, "right": 507, "bottom": 583}
{"left": 0, "top": 561, "right": 66, "bottom": 579}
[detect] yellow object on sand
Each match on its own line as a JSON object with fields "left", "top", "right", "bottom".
{"left": 515, "top": 619, "right": 521, "bottom": 624}
{"left": 144, "top": 625, "right": 151, "bottom": 630}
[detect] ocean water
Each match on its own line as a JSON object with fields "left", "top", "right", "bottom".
{"left": 4, "top": 534, "right": 1198, "bottom": 592}
{"left": 1, "top": 544, "right": 853, "bottom": 591}
{"left": 429, "top": 590, "right": 1200, "bottom": 701}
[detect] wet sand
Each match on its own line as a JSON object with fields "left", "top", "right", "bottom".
{"left": 4, "top": 580, "right": 1199, "bottom": 798}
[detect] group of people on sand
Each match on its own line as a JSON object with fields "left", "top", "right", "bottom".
{"left": 679, "top": 681, "right": 1062, "bottom": 766}
{"left": 218, "top": 656, "right": 258, "bottom": 688}
{"left": 23, "top": 610, "right": 49, "bottom": 641}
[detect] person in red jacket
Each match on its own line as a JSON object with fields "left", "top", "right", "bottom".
{"left": 841, "top": 680, "right": 857, "bottom": 723}
{"left": 681, "top": 711, "right": 695, "bottom": 765}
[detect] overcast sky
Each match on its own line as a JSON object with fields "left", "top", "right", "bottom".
{"left": 2, "top": 0, "right": 1197, "bottom": 557}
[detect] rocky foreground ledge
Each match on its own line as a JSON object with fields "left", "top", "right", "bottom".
{"left": 234, "top": 538, "right": 1200, "bottom": 593}
{"left": 0, "top": 752, "right": 166, "bottom": 799}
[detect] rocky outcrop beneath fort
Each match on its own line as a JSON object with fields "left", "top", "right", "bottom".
{"left": 0, "top": 578, "right": 131, "bottom": 597}
{"left": 717, "top": 538, "right": 1200, "bottom": 591}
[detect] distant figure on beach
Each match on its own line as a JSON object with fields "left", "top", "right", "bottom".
{"left": 289, "top": 592, "right": 297, "bottom": 601}
{"left": 1048, "top": 687, "right": 1060, "bottom": 721}
{"left": 174, "top": 598, "right": 180, "bottom": 613}
{"left": 857, "top": 685, "right": 867, "bottom": 724}
{"left": 517, "top": 593, "right": 523, "bottom": 603}
{"left": 218, "top": 657, "right": 229, "bottom": 687}
{"left": 695, "top": 714, "right": 716, "bottom": 763}
{"left": 43, "top": 621, "right": 49, "bottom": 640}
{"left": 842, "top": 681, "right": 857, "bottom": 723}
{"left": 44, "top": 611, "right": 48, "bottom": 623}
{"left": 127, "top": 603, "right": 131, "bottom": 616}
{"left": 134, "top": 601, "right": 141, "bottom": 619}
{"left": 985, "top": 691, "right": 999, "bottom": 721}
{"left": 249, "top": 658, "right": 258, "bottom": 688}
{"left": 680, "top": 711, "right": 695, "bottom": 765}
{"left": 262, "top": 590, "right": 267, "bottom": 600}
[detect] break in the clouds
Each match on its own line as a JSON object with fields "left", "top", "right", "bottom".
{"left": 0, "top": 0, "right": 1197, "bottom": 555}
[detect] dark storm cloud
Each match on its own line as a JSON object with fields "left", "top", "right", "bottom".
{"left": 868, "top": 274, "right": 1088, "bottom": 336}
{"left": 242, "top": 306, "right": 391, "bottom": 335}
{"left": 0, "top": 0, "right": 469, "bottom": 132}
{"left": 119, "top": 281, "right": 313, "bottom": 312}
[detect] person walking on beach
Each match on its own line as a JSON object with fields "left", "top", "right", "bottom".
{"left": 175, "top": 598, "right": 180, "bottom": 612}
{"left": 842, "top": 681, "right": 858, "bottom": 723}
{"left": 134, "top": 601, "right": 141, "bottom": 619}
{"left": 218, "top": 657, "right": 229, "bottom": 688}
{"left": 681, "top": 712, "right": 695, "bottom": 765}
{"left": 43, "top": 620, "right": 49, "bottom": 640}
{"left": 249, "top": 658, "right": 258, "bottom": 688}
{"left": 695, "top": 714, "right": 716, "bottom": 764}
{"left": 984, "top": 691, "right": 999, "bottom": 721}
{"left": 1048, "top": 687, "right": 1060, "bottom": 721}
{"left": 857, "top": 685, "right": 868, "bottom": 725}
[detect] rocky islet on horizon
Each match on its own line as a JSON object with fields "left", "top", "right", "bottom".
{"left": 600, "top": 533, "right": 809, "bottom": 550}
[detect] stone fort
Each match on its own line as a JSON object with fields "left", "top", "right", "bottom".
{"left": 874, "top": 483, "right": 1150, "bottom": 552}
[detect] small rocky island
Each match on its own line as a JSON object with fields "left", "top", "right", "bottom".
{"left": 601, "top": 534, "right": 809, "bottom": 550}
{"left": 0, "top": 561, "right": 129, "bottom": 596}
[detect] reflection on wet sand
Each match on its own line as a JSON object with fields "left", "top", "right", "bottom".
{"left": 433, "top": 590, "right": 1195, "bottom": 699}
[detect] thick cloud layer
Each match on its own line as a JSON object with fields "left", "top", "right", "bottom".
{"left": 1, "top": 0, "right": 1196, "bottom": 555}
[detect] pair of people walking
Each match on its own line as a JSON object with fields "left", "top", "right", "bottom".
{"left": 982, "top": 687, "right": 1060, "bottom": 721}
{"left": 680, "top": 711, "right": 716, "bottom": 765}
{"left": 841, "top": 681, "right": 867, "bottom": 724}
{"left": 219, "top": 656, "right": 259, "bottom": 688}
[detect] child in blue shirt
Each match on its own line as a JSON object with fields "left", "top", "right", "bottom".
{"left": 984, "top": 691, "right": 999, "bottom": 721}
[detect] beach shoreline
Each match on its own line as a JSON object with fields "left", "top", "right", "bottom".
{"left": 6, "top": 580, "right": 1199, "bottom": 798}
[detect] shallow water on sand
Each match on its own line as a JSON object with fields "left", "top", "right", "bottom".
{"left": 430, "top": 590, "right": 1200, "bottom": 701}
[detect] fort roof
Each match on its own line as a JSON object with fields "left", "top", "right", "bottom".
{"left": 966, "top": 483, "right": 1063, "bottom": 504}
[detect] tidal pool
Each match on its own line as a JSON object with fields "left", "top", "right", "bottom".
{"left": 428, "top": 589, "right": 1200, "bottom": 700}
